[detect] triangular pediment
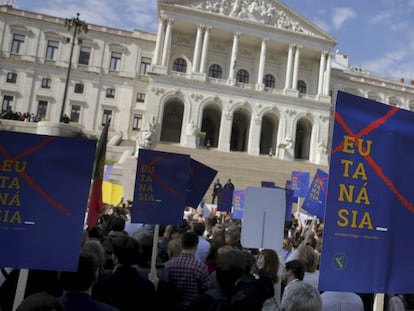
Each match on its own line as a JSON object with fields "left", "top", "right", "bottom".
{"left": 159, "top": 0, "right": 336, "bottom": 43}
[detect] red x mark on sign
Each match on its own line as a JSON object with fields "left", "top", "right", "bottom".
{"left": 332, "top": 106, "right": 414, "bottom": 213}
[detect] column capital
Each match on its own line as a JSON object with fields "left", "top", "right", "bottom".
{"left": 234, "top": 31, "right": 241, "bottom": 37}
{"left": 262, "top": 37, "right": 269, "bottom": 42}
{"left": 204, "top": 25, "right": 212, "bottom": 31}
{"left": 167, "top": 17, "right": 175, "bottom": 24}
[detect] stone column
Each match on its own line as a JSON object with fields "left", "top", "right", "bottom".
{"left": 199, "top": 26, "right": 211, "bottom": 74}
{"left": 153, "top": 16, "right": 166, "bottom": 65}
{"left": 192, "top": 25, "right": 204, "bottom": 73}
{"left": 218, "top": 109, "right": 232, "bottom": 152}
{"left": 292, "top": 45, "right": 301, "bottom": 90}
{"left": 161, "top": 18, "right": 174, "bottom": 67}
{"left": 228, "top": 32, "right": 240, "bottom": 83}
{"left": 247, "top": 115, "right": 261, "bottom": 156}
{"left": 324, "top": 52, "right": 332, "bottom": 95}
{"left": 256, "top": 37, "right": 268, "bottom": 90}
{"left": 317, "top": 51, "right": 326, "bottom": 96}
{"left": 284, "top": 44, "right": 294, "bottom": 89}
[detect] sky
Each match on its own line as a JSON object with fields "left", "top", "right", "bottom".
{"left": 9, "top": 0, "right": 414, "bottom": 82}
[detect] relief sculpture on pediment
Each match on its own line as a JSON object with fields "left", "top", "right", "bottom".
{"left": 190, "top": 0, "right": 312, "bottom": 35}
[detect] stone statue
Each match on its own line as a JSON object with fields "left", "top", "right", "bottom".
{"left": 134, "top": 116, "right": 157, "bottom": 158}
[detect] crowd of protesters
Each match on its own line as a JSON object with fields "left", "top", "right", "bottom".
{"left": 0, "top": 200, "right": 412, "bottom": 310}
{"left": 1, "top": 108, "right": 41, "bottom": 122}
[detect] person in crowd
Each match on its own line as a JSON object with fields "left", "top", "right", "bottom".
{"left": 281, "top": 281, "right": 322, "bottom": 311}
{"left": 192, "top": 222, "right": 211, "bottom": 263}
{"left": 281, "top": 259, "right": 305, "bottom": 301}
{"left": 16, "top": 291, "right": 64, "bottom": 311}
{"left": 223, "top": 178, "right": 235, "bottom": 190}
{"left": 321, "top": 291, "right": 364, "bottom": 311}
{"left": 255, "top": 249, "right": 282, "bottom": 311}
{"left": 164, "top": 231, "right": 210, "bottom": 310}
{"left": 58, "top": 249, "right": 118, "bottom": 311}
{"left": 297, "top": 244, "right": 320, "bottom": 290}
{"left": 93, "top": 235, "right": 156, "bottom": 311}
{"left": 211, "top": 178, "right": 222, "bottom": 204}
{"left": 188, "top": 248, "right": 274, "bottom": 311}
{"left": 209, "top": 223, "right": 226, "bottom": 245}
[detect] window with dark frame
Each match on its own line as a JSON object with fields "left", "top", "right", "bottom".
{"left": 173, "top": 58, "right": 187, "bottom": 72}
{"left": 41, "top": 78, "right": 52, "bottom": 89}
{"left": 236, "top": 69, "right": 249, "bottom": 83}
{"left": 132, "top": 114, "right": 142, "bottom": 131}
{"left": 106, "top": 88, "right": 115, "bottom": 98}
{"left": 37, "top": 100, "right": 48, "bottom": 119}
{"left": 110, "top": 51, "right": 122, "bottom": 71}
{"left": 46, "top": 40, "right": 59, "bottom": 60}
{"left": 70, "top": 105, "right": 81, "bottom": 122}
{"left": 102, "top": 110, "right": 112, "bottom": 126}
{"left": 74, "top": 83, "right": 84, "bottom": 94}
{"left": 2, "top": 95, "right": 13, "bottom": 111}
{"left": 208, "top": 64, "right": 223, "bottom": 79}
{"left": 78, "top": 46, "right": 91, "bottom": 65}
{"left": 6, "top": 72, "right": 17, "bottom": 83}
{"left": 136, "top": 93, "right": 145, "bottom": 102}
{"left": 140, "top": 57, "right": 152, "bottom": 75}
{"left": 11, "top": 34, "right": 25, "bottom": 54}
{"left": 263, "top": 74, "right": 275, "bottom": 89}
{"left": 297, "top": 80, "right": 307, "bottom": 94}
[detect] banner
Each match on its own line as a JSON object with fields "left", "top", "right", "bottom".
{"left": 261, "top": 181, "right": 276, "bottom": 188}
{"left": 0, "top": 131, "right": 95, "bottom": 271}
{"left": 131, "top": 149, "right": 190, "bottom": 225}
{"left": 319, "top": 91, "right": 414, "bottom": 293}
{"left": 186, "top": 158, "right": 217, "bottom": 208}
{"left": 232, "top": 189, "right": 245, "bottom": 220}
{"left": 291, "top": 171, "right": 310, "bottom": 198}
{"left": 302, "top": 169, "right": 328, "bottom": 220}
{"left": 217, "top": 188, "right": 234, "bottom": 212}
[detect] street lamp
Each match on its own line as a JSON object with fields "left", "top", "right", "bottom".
{"left": 60, "top": 13, "right": 88, "bottom": 123}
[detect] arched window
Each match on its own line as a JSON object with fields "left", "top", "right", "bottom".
{"left": 208, "top": 64, "right": 223, "bottom": 79}
{"left": 263, "top": 74, "right": 275, "bottom": 88}
{"left": 173, "top": 58, "right": 187, "bottom": 73}
{"left": 297, "top": 80, "right": 307, "bottom": 94}
{"left": 236, "top": 69, "right": 249, "bottom": 83}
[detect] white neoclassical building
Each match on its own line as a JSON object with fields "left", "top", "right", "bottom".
{"left": 1, "top": 0, "right": 414, "bottom": 167}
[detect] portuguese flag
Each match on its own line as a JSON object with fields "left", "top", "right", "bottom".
{"left": 86, "top": 119, "right": 110, "bottom": 230}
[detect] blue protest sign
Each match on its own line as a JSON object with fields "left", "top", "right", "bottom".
{"left": 319, "top": 91, "right": 414, "bottom": 293}
{"left": 232, "top": 189, "right": 245, "bottom": 220}
{"left": 291, "top": 171, "right": 310, "bottom": 198}
{"left": 302, "top": 169, "right": 328, "bottom": 220}
{"left": 261, "top": 181, "right": 275, "bottom": 188}
{"left": 132, "top": 149, "right": 190, "bottom": 225}
{"left": 186, "top": 158, "right": 217, "bottom": 208}
{"left": 286, "top": 180, "right": 298, "bottom": 203}
{"left": 217, "top": 187, "right": 233, "bottom": 212}
{"left": 0, "top": 131, "right": 95, "bottom": 271}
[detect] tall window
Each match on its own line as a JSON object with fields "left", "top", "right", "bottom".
{"left": 208, "top": 64, "right": 222, "bottom": 79}
{"left": 263, "top": 74, "right": 275, "bottom": 88}
{"left": 45, "top": 40, "right": 59, "bottom": 60}
{"left": 102, "top": 110, "right": 112, "bottom": 126}
{"left": 140, "top": 57, "right": 151, "bottom": 75}
{"left": 173, "top": 58, "right": 187, "bottom": 72}
{"left": 136, "top": 93, "right": 145, "bottom": 102}
{"left": 41, "top": 78, "right": 52, "bottom": 89}
{"left": 106, "top": 88, "right": 115, "bottom": 98}
{"left": 70, "top": 105, "right": 81, "bottom": 122}
{"left": 297, "top": 80, "right": 307, "bottom": 94}
{"left": 37, "top": 100, "right": 48, "bottom": 119}
{"left": 6, "top": 72, "right": 17, "bottom": 83}
{"left": 132, "top": 114, "right": 142, "bottom": 130}
{"left": 2, "top": 95, "right": 13, "bottom": 111}
{"left": 110, "top": 51, "right": 122, "bottom": 71}
{"left": 74, "top": 83, "right": 84, "bottom": 94}
{"left": 11, "top": 34, "right": 25, "bottom": 54}
{"left": 236, "top": 69, "right": 249, "bottom": 83}
{"left": 78, "top": 46, "right": 91, "bottom": 65}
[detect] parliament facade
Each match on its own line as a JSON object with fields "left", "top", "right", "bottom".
{"left": 1, "top": 0, "right": 414, "bottom": 166}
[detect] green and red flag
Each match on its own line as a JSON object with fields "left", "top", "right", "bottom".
{"left": 86, "top": 119, "right": 110, "bottom": 230}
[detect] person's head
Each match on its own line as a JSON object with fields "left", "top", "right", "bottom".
{"left": 192, "top": 222, "right": 205, "bottom": 237}
{"left": 215, "top": 248, "right": 246, "bottom": 290}
{"left": 283, "top": 259, "right": 305, "bottom": 284}
{"left": 82, "top": 238, "right": 106, "bottom": 270}
{"left": 256, "top": 249, "right": 280, "bottom": 283}
{"left": 112, "top": 235, "right": 140, "bottom": 266}
{"left": 109, "top": 216, "right": 126, "bottom": 232}
{"left": 16, "top": 291, "right": 64, "bottom": 311}
{"left": 167, "top": 237, "right": 182, "bottom": 259}
{"left": 297, "top": 244, "right": 319, "bottom": 273}
{"left": 281, "top": 281, "right": 322, "bottom": 311}
{"left": 181, "top": 231, "right": 199, "bottom": 253}
{"left": 59, "top": 249, "right": 99, "bottom": 293}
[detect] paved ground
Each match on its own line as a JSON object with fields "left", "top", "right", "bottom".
{"left": 152, "top": 143, "right": 329, "bottom": 202}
